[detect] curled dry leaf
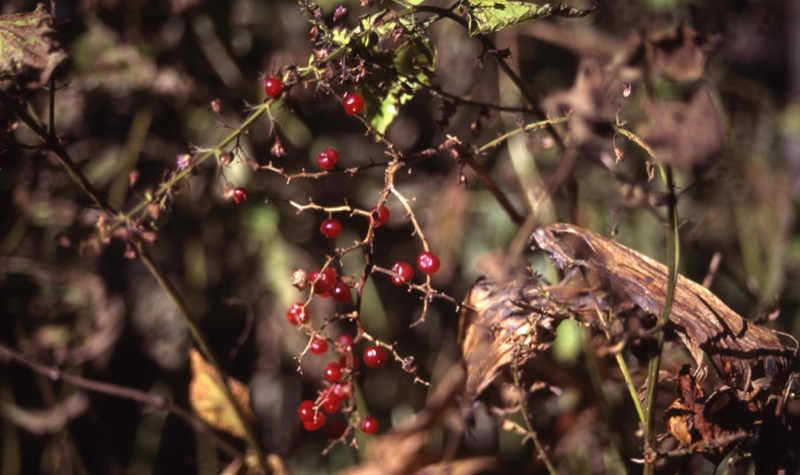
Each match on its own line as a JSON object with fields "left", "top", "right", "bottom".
{"left": 0, "top": 4, "right": 68, "bottom": 86}
{"left": 459, "top": 223, "right": 797, "bottom": 467}
{"left": 188, "top": 349, "right": 255, "bottom": 440}
{"left": 530, "top": 223, "right": 796, "bottom": 393}
{"left": 459, "top": 272, "right": 600, "bottom": 401}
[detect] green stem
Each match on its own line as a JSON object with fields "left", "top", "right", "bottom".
{"left": 120, "top": 103, "right": 269, "bottom": 224}
{"left": 616, "top": 352, "right": 646, "bottom": 425}
{"left": 642, "top": 165, "right": 680, "bottom": 474}
{"left": 477, "top": 116, "right": 569, "bottom": 155}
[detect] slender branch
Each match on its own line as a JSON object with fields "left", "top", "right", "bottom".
{"left": 511, "top": 347, "right": 557, "bottom": 475}
{"left": 1, "top": 88, "right": 272, "bottom": 475}
{"left": 0, "top": 91, "right": 116, "bottom": 216}
{"left": 465, "top": 155, "right": 525, "bottom": 225}
{"left": 412, "top": 4, "right": 565, "bottom": 150}
{"left": 0, "top": 341, "right": 243, "bottom": 461}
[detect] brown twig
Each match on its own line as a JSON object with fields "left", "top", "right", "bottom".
{"left": 0, "top": 341, "right": 243, "bottom": 461}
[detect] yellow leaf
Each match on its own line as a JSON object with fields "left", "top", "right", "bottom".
{"left": 189, "top": 349, "right": 255, "bottom": 439}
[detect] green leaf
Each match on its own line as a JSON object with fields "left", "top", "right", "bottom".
{"left": 0, "top": 4, "right": 68, "bottom": 85}
{"left": 463, "top": 1, "right": 595, "bottom": 36}
{"left": 365, "top": 36, "right": 436, "bottom": 134}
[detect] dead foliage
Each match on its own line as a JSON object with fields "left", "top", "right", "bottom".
{"left": 352, "top": 224, "right": 796, "bottom": 473}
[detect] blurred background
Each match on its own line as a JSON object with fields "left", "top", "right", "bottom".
{"left": 1, "top": 0, "right": 799, "bottom": 473}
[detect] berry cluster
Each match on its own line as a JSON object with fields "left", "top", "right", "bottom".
{"left": 258, "top": 71, "right": 443, "bottom": 444}
{"left": 294, "top": 331, "right": 386, "bottom": 437}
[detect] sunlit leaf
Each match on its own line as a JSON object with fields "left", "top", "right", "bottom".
{"left": 366, "top": 36, "right": 436, "bottom": 134}
{"left": 0, "top": 4, "right": 68, "bottom": 85}
{"left": 462, "top": 1, "right": 595, "bottom": 36}
{"left": 188, "top": 349, "right": 255, "bottom": 440}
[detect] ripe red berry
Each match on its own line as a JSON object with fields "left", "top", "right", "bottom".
{"left": 303, "top": 412, "right": 326, "bottom": 431}
{"left": 336, "top": 334, "right": 354, "bottom": 351}
{"left": 343, "top": 92, "right": 365, "bottom": 115}
{"left": 297, "top": 400, "right": 317, "bottom": 422}
{"left": 391, "top": 262, "right": 413, "bottom": 286}
{"left": 330, "top": 280, "right": 352, "bottom": 304}
{"left": 416, "top": 251, "right": 441, "bottom": 275}
{"left": 360, "top": 416, "right": 379, "bottom": 434}
{"left": 320, "top": 391, "right": 342, "bottom": 414}
{"left": 362, "top": 345, "right": 388, "bottom": 368}
{"left": 317, "top": 148, "right": 339, "bottom": 170}
{"left": 233, "top": 187, "right": 247, "bottom": 204}
{"left": 263, "top": 75, "right": 284, "bottom": 99}
{"left": 320, "top": 218, "right": 342, "bottom": 238}
{"left": 309, "top": 337, "right": 328, "bottom": 355}
{"left": 324, "top": 362, "right": 344, "bottom": 382}
{"left": 286, "top": 303, "right": 310, "bottom": 326}
{"left": 332, "top": 382, "right": 352, "bottom": 401}
{"left": 309, "top": 268, "right": 337, "bottom": 295}
{"left": 371, "top": 206, "right": 390, "bottom": 227}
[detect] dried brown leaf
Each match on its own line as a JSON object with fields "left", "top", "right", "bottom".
{"left": 646, "top": 25, "right": 721, "bottom": 83}
{"left": 188, "top": 349, "right": 255, "bottom": 440}
{"left": 340, "top": 367, "right": 466, "bottom": 475}
{"left": 531, "top": 223, "right": 796, "bottom": 391}
{"left": 459, "top": 274, "right": 600, "bottom": 401}
{"left": 643, "top": 87, "right": 723, "bottom": 170}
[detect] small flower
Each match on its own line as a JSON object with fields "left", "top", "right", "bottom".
{"left": 622, "top": 83, "right": 632, "bottom": 98}
{"left": 176, "top": 153, "right": 192, "bottom": 170}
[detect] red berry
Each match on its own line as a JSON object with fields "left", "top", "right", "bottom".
{"left": 298, "top": 400, "right": 317, "bottom": 422}
{"left": 332, "top": 382, "right": 352, "bottom": 400}
{"left": 310, "top": 337, "right": 328, "bottom": 355}
{"left": 371, "top": 206, "right": 390, "bottom": 227}
{"left": 263, "top": 75, "right": 284, "bottom": 99}
{"left": 233, "top": 187, "right": 247, "bottom": 204}
{"left": 336, "top": 334, "right": 354, "bottom": 351}
{"left": 391, "top": 262, "right": 413, "bottom": 286}
{"left": 309, "top": 268, "right": 337, "bottom": 295}
{"left": 416, "top": 251, "right": 440, "bottom": 275}
{"left": 317, "top": 148, "right": 339, "bottom": 170}
{"left": 344, "top": 92, "right": 365, "bottom": 115}
{"left": 303, "top": 412, "right": 326, "bottom": 431}
{"left": 324, "top": 362, "right": 344, "bottom": 382}
{"left": 360, "top": 416, "right": 379, "bottom": 434}
{"left": 286, "top": 303, "right": 310, "bottom": 326}
{"left": 362, "top": 345, "right": 388, "bottom": 368}
{"left": 320, "top": 218, "right": 342, "bottom": 238}
{"left": 320, "top": 391, "right": 342, "bottom": 414}
{"left": 330, "top": 280, "right": 352, "bottom": 304}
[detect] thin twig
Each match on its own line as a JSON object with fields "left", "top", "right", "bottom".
{"left": 0, "top": 341, "right": 243, "bottom": 461}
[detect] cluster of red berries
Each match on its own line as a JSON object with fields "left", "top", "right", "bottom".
{"left": 263, "top": 73, "right": 441, "bottom": 440}
{"left": 285, "top": 271, "right": 352, "bottom": 323}
{"left": 228, "top": 77, "right": 365, "bottom": 206}
{"left": 296, "top": 333, "right": 386, "bottom": 435}
{"left": 389, "top": 251, "right": 441, "bottom": 286}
